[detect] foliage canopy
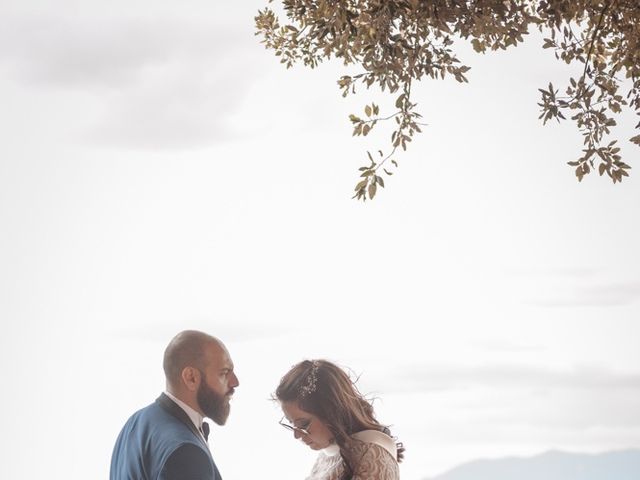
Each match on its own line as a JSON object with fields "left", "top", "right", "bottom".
{"left": 255, "top": 0, "right": 640, "bottom": 200}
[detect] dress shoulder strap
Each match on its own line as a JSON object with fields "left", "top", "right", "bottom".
{"left": 351, "top": 430, "right": 397, "bottom": 459}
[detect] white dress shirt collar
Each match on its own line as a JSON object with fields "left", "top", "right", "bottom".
{"left": 164, "top": 390, "right": 207, "bottom": 441}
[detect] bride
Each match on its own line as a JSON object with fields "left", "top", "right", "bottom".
{"left": 275, "top": 360, "right": 404, "bottom": 480}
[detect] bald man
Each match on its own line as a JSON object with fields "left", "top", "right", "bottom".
{"left": 110, "top": 330, "right": 239, "bottom": 480}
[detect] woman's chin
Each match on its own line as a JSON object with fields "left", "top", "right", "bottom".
{"left": 308, "top": 441, "right": 332, "bottom": 451}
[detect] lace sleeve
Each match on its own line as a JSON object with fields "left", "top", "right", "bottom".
{"left": 352, "top": 443, "right": 400, "bottom": 480}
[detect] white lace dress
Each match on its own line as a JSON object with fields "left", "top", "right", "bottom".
{"left": 305, "top": 430, "right": 399, "bottom": 480}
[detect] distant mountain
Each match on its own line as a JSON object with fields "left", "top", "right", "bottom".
{"left": 426, "top": 449, "right": 640, "bottom": 480}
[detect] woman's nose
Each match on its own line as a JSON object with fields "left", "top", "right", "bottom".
{"left": 293, "top": 429, "right": 302, "bottom": 439}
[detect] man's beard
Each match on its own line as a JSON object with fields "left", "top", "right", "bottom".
{"left": 197, "top": 375, "right": 231, "bottom": 425}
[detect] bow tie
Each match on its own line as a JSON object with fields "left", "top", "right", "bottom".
{"left": 200, "top": 421, "right": 210, "bottom": 441}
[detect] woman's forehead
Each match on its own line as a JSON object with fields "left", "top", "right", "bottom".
{"left": 281, "top": 400, "right": 311, "bottom": 420}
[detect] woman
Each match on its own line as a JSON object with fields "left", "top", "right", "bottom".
{"left": 275, "top": 359, "right": 404, "bottom": 480}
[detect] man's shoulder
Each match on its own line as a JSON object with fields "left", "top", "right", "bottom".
{"left": 123, "top": 399, "right": 167, "bottom": 426}
{"left": 111, "top": 400, "right": 214, "bottom": 480}
{"left": 132, "top": 398, "right": 166, "bottom": 419}
{"left": 124, "top": 397, "right": 195, "bottom": 441}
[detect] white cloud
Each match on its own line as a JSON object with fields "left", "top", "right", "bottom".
{"left": 533, "top": 281, "right": 640, "bottom": 307}
{"left": 393, "top": 364, "right": 640, "bottom": 393}
{"left": 0, "top": 12, "right": 266, "bottom": 148}
{"left": 109, "top": 320, "right": 298, "bottom": 344}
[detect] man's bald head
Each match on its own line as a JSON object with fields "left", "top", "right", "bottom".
{"left": 163, "top": 330, "right": 222, "bottom": 388}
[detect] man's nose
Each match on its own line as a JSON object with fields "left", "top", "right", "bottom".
{"left": 231, "top": 372, "right": 239, "bottom": 387}
{"left": 293, "top": 429, "right": 302, "bottom": 440}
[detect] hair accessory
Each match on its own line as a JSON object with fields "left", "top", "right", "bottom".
{"left": 300, "top": 361, "right": 320, "bottom": 397}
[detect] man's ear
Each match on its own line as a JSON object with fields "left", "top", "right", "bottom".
{"left": 181, "top": 366, "right": 200, "bottom": 392}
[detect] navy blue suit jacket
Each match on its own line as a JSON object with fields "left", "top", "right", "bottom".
{"left": 110, "top": 393, "right": 222, "bottom": 480}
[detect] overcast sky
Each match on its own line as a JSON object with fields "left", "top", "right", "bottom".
{"left": 1, "top": 1, "right": 639, "bottom": 480}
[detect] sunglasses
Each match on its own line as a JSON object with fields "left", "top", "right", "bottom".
{"left": 279, "top": 416, "right": 311, "bottom": 436}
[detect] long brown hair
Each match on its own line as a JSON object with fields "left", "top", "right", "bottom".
{"left": 275, "top": 360, "right": 404, "bottom": 479}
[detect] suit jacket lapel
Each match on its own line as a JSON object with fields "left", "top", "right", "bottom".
{"left": 156, "top": 393, "right": 209, "bottom": 449}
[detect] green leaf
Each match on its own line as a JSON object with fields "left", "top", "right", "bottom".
{"left": 258, "top": 1, "right": 635, "bottom": 197}
{"left": 598, "top": 163, "right": 607, "bottom": 176}
{"left": 368, "top": 182, "right": 377, "bottom": 199}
